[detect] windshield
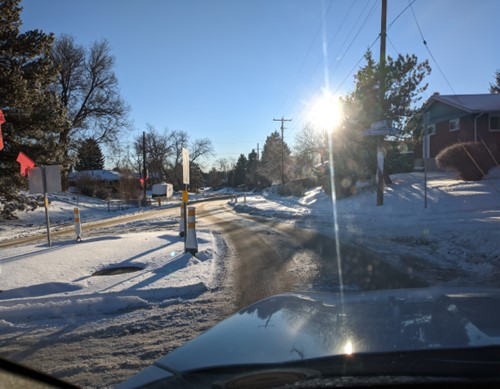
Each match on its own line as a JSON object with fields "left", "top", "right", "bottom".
{"left": 2, "top": 0, "right": 500, "bottom": 387}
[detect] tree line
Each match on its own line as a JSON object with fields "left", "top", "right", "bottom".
{"left": 0, "top": 0, "right": 214, "bottom": 217}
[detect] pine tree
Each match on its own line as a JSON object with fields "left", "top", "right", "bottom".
{"left": 0, "top": 0, "right": 66, "bottom": 219}
{"left": 76, "top": 138, "right": 105, "bottom": 171}
{"left": 233, "top": 154, "right": 248, "bottom": 187}
{"left": 260, "top": 131, "right": 291, "bottom": 185}
{"left": 246, "top": 149, "right": 260, "bottom": 188}
{"left": 490, "top": 70, "right": 500, "bottom": 94}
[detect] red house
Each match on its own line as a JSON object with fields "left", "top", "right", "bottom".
{"left": 420, "top": 94, "right": 500, "bottom": 168}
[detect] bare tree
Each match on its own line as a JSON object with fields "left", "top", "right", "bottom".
{"left": 51, "top": 35, "right": 129, "bottom": 162}
{"left": 294, "top": 125, "right": 329, "bottom": 178}
{"left": 130, "top": 127, "right": 213, "bottom": 189}
{"left": 190, "top": 138, "right": 214, "bottom": 163}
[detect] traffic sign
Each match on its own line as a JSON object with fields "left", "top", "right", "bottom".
{"left": 363, "top": 126, "right": 401, "bottom": 136}
{"left": 182, "top": 148, "right": 189, "bottom": 185}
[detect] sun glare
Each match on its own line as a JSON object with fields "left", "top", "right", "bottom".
{"left": 305, "top": 91, "right": 343, "bottom": 131}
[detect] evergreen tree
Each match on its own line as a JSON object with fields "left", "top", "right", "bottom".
{"left": 320, "top": 50, "right": 431, "bottom": 197}
{"left": 233, "top": 154, "right": 248, "bottom": 187}
{"left": 0, "top": 0, "right": 66, "bottom": 219}
{"left": 75, "top": 138, "right": 105, "bottom": 171}
{"left": 260, "top": 131, "right": 291, "bottom": 185}
{"left": 246, "top": 149, "right": 260, "bottom": 188}
{"left": 189, "top": 162, "right": 204, "bottom": 191}
{"left": 490, "top": 70, "right": 500, "bottom": 94}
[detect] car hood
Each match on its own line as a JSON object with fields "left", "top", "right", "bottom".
{"left": 120, "top": 287, "right": 500, "bottom": 387}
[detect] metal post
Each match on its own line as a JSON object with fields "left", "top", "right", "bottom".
{"left": 142, "top": 131, "right": 147, "bottom": 207}
{"left": 183, "top": 184, "right": 188, "bottom": 245}
{"left": 423, "top": 111, "right": 430, "bottom": 209}
{"left": 41, "top": 166, "right": 52, "bottom": 247}
{"left": 376, "top": 0, "right": 387, "bottom": 206}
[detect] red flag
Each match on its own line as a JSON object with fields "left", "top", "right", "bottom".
{"left": 16, "top": 152, "right": 36, "bottom": 176}
{"left": 0, "top": 110, "right": 4, "bottom": 151}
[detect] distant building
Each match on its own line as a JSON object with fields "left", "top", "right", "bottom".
{"left": 68, "top": 169, "right": 121, "bottom": 192}
{"left": 419, "top": 94, "right": 500, "bottom": 168}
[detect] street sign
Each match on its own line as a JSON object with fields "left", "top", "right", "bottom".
{"left": 363, "top": 119, "right": 400, "bottom": 136}
{"left": 28, "top": 165, "right": 62, "bottom": 194}
{"left": 27, "top": 165, "right": 61, "bottom": 247}
{"left": 363, "top": 127, "right": 401, "bottom": 136}
{"left": 182, "top": 148, "right": 189, "bottom": 185}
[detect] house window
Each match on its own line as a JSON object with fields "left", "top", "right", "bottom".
{"left": 449, "top": 118, "right": 460, "bottom": 132}
{"left": 426, "top": 124, "right": 436, "bottom": 135}
{"left": 490, "top": 115, "right": 500, "bottom": 131}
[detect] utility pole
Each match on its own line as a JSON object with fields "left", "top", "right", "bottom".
{"left": 377, "top": 0, "right": 387, "bottom": 206}
{"left": 142, "top": 131, "right": 147, "bottom": 207}
{"left": 273, "top": 117, "right": 292, "bottom": 186}
{"left": 257, "top": 143, "right": 260, "bottom": 161}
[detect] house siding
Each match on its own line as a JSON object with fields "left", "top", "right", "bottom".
{"left": 425, "top": 104, "right": 500, "bottom": 158}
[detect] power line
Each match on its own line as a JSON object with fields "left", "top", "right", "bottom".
{"left": 280, "top": 0, "right": 362, "bottom": 120}
{"left": 276, "top": 0, "right": 334, "bottom": 116}
{"left": 408, "top": 0, "right": 456, "bottom": 94}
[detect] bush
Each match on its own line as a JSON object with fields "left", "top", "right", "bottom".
{"left": 320, "top": 169, "right": 357, "bottom": 198}
{"left": 75, "top": 173, "right": 97, "bottom": 196}
{"left": 436, "top": 142, "right": 497, "bottom": 180}
{"left": 385, "top": 150, "right": 414, "bottom": 174}
{"left": 279, "top": 181, "right": 305, "bottom": 196}
{"left": 118, "top": 177, "right": 141, "bottom": 200}
{"left": 95, "top": 187, "right": 111, "bottom": 200}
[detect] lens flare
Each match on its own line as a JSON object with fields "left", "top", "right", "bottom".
{"left": 305, "top": 91, "right": 343, "bottom": 132}
{"left": 343, "top": 340, "right": 353, "bottom": 355}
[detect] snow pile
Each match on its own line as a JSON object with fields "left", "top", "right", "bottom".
{"left": 0, "top": 227, "right": 224, "bottom": 325}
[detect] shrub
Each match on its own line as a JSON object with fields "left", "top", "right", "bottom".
{"left": 118, "top": 177, "right": 141, "bottom": 200}
{"left": 319, "top": 168, "right": 357, "bottom": 198}
{"left": 436, "top": 142, "right": 497, "bottom": 180}
{"left": 385, "top": 150, "right": 414, "bottom": 174}
{"left": 95, "top": 187, "right": 111, "bottom": 200}
{"left": 279, "top": 181, "right": 305, "bottom": 196}
{"left": 76, "top": 174, "right": 97, "bottom": 197}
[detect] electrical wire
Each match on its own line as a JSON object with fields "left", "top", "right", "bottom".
{"left": 276, "top": 0, "right": 335, "bottom": 117}
{"left": 408, "top": 0, "right": 456, "bottom": 94}
{"left": 280, "top": 0, "right": 363, "bottom": 125}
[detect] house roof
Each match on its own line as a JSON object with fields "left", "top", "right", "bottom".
{"left": 69, "top": 169, "right": 121, "bottom": 181}
{"left": 427, "top": 94, "right": 500, "bottom": 113}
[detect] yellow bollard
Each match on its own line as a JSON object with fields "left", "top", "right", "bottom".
{"left": 179, "top": 205, "right": 185, "bottom": 237}
{"left": 185, "top": 206, "right": 198, "bottom": 255}
{"left": 74, "top": 208, "right": 82, "bottom": 242}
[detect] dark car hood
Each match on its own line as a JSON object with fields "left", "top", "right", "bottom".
{"left": 120, "top": 287, "right": 500, "bottom": 387}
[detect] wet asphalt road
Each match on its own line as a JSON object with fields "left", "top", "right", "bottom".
{"left": 196, "top": 200, "right": 426, "bottom": 310}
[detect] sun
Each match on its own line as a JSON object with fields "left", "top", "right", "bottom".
{"left": 305, "top": 90, "right": 343, "bottom": 131}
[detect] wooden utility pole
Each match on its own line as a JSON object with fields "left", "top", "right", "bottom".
{"left": 377, "top": 0, "right": 387, "bottom": 206}
{"left": 142, "top": 131, "right": 147, "bottom": 206}
{"left": 273, "top": 117, "right": 292, "bottom": 185}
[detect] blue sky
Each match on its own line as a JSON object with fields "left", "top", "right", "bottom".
{"left": 20, "top": 0, "right": 500, "bottom": 169}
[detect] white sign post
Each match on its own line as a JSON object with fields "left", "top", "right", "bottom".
{"left": 363, "top": 121, "right": 401, "bottom": 206}
{"left": 182, "top": 148, "right": 189, "bottom": 185}
{"left": 182, "top": 148, "right": 189, "bottom": 249}
{"left": 28, "top": 165, "right": 62, "bottom": 247}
